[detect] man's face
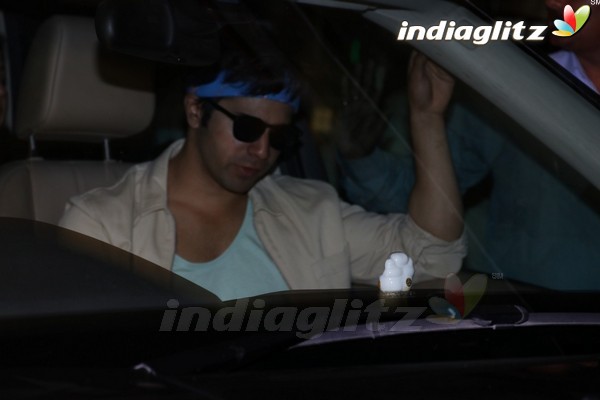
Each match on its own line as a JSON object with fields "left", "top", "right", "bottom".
{"left": 546, "top": 0, "right": 600, "bottom": 54}
{"left": 193, "top": 96, "right": 293, "bottom": 194}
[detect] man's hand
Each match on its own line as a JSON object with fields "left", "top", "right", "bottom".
{"left": 408, "top": 51, "right": 454, "bottom": 117}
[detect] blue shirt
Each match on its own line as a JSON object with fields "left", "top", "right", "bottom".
{"left": 550, "top": 50, "right": 599, "bottom": 94}
{"left": 172, "top": 200, "right": 289, "bottom": 301}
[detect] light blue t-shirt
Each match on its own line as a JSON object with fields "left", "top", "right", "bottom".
{"left": 172, "top": 200, "right": 289, "bottom": 301}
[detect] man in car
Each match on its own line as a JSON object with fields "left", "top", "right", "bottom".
{"left": 59, "top": 49, "right": 465, "bottom": 301}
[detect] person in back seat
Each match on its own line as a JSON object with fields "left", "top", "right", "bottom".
{"left": 59, "top": 48, "right": 466, "bottom": 301}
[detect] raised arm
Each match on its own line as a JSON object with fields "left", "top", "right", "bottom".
{"left": 407, "top": 51, "right": 463, "bottom": 241}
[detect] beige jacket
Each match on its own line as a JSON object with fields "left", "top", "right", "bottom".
{"left": 59, "top": 139, "right": 466, "bottom": 290}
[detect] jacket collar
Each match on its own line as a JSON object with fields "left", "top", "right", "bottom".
{"left": 137, "top": 139, "right": 185, "bottom": 216}
{"left": 135, "top": 138, "right": 284, "bottom": 217}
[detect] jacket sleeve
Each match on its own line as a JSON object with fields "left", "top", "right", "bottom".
{"left": 340, "top": 201, "right": 467, "bottom": 286}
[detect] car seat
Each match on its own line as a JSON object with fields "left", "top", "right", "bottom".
{"left": 0, "top": 15, "right": 155, "bottom": 225}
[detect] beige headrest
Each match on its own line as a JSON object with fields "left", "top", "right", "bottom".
{"left": 16, "top": 15, "right": 155, "bottom": 141}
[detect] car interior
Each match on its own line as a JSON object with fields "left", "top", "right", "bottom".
{"left": 0, "top": 14, "right": 154, "bottom": 224}
{"left": 2, "top": 2, "right": 600, "bottom": 397}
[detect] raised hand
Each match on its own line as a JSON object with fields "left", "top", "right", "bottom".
{"left": 408, "top": 51, "right": 454, "bottom": 117}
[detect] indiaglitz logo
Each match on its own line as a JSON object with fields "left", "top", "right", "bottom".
{"left": 427, "top": 273, "right": 487, "bottom": 324}
{"left": 552, "top": 5, "right": 591, "bottom": 36}
{"left": 397, "top": 20, "right": 548, "bottom": 46}
{"left": 397, "top": 4, "right": 592, "bottom": 45}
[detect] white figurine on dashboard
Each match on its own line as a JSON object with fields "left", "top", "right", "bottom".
{"left": 379, "top": 252, "right": 414, "bottom": 293}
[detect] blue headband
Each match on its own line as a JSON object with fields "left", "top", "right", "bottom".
{"left": 189, "top": 71, "right": 300, "bottom": 112}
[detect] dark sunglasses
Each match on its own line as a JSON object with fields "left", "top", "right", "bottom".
{"left": 205, "top": 99, "right": 301, "bottom": 152}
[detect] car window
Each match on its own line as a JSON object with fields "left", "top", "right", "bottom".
{"left": 1, "top": 1, "right": 599, "bottom": 287}
{"left": 1, "top": 0, "right": 599, "bottom": 286}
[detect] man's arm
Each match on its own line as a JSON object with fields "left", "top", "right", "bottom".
{"left": 406, "top": 52, "right": 462, "bottom": 241}
{"left": 341, "top": 54, "right": 466, "bottom": 285}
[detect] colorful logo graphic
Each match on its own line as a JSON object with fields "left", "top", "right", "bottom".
{"left": 428, "top": 273, "right": 487, "bottom": 324}
{"left": 552, "top": 5, "right": 591, "bottom": 37}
